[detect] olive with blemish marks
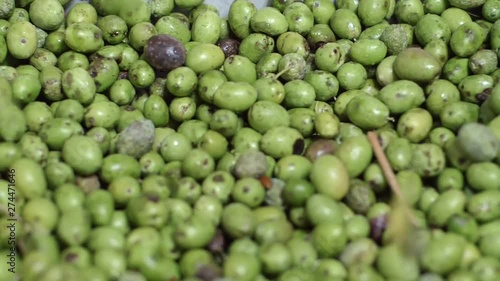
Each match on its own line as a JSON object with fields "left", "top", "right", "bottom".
{"left": 469, "top": 49, "right": 498, "bottom": 75}
{"left": 443, "top": 57, "right": 469, "bottom": 85}
{"left": 334, "top": 91, "right": 365, "bottom": 121}
{"left": 428, "top": 127, "right": 455, "bottom": 148}
{"left": 344, "top": 180, "right": 376, "bottom": 215}
{"left": 224, "top": 55, "right": 257, "bottom": 83}
{"left": 458, "top": 74, "right": 494, "bottom": 104}
{"left": 380, "top": 23, "right": 414, "bottom": 55}
{"left": 307, "top": 24, "right": 336, "bottom": 48}
{"left": 256, "top": 53, "right": 282, "bottom": 78}
{"left": 288, "top": 108, "right": 315, "bottom": 137}
{"left": 424, "top": 39, "right": 449, "bottom": 67}
{"left": 440, "top": 101, "right": 480, "bottom": 132}
{"left": 126, "top": 194, "right": 169, "bottom": 229}
{"left": 411, "top": 143, "right": 446, "bottom": 177}
{"left": 456, "top": 122, "right": 499, "bottom": 162}
{"left": 228, "top": 0, "right": 258, "bottom": 39}
{"left": 377, "top": 79, "right": 425, "bottom": 115}
{"left": 116, "top": 119, "right": 155, "bottom": 159}
{"left": 415, "top": 14, "right": 451, "bottom": 46}
{"left": 397, "top": 108, "right": 433, "bottom": 143}
{"left": 217, "top": 38, "right": 240, "bottom": 58}
{"left": 450, "top": 22, "right": 488, "bottom": 58}
{"left": 182, "top": 149, "right": 216, "bottom": 181}
{"left": 277, "top": 31, "right": 310, "bottom": 58}
{"left": 283, "top": 2, "right": 314, "bottom": 35}
{"left": 260, "top": 126, "right": 305, "bottom": 159}
{"left": 144, "top": 34, "right": 186, "bottom": 72}
{"left": 239, "top": 33, "right": 275, "bottom": 64}
{"left": 385, "top": 137, "right": 412, "bottom": 171}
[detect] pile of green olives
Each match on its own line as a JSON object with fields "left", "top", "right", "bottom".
{"left": 1, "top": 0, "right": 500, "bottom": 280}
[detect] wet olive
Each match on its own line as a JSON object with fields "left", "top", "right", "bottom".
{"left": 143, "top": 34, "right": 186, "bottom": 72}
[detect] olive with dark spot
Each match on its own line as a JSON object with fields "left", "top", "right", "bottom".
{"left": 369, "top": 215, "right": 388, "bottom": 244}
{"left": 196, "top": 264, "right": 223, "bottom": 281}
{"left": 207, "top": 228, "right": 227, "bottom": 254}
{"left": 217, "top": 38, "right": 240, "bottom": 58}
{"left": 309, "top": 41, "right": 327, "bottom": 52}
{"left": 293, "top": 138, "right": 305, "bottom": 155}
{"left": 143, "top": 34, "right": 186, "bottom": 72}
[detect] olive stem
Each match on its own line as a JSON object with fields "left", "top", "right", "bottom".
{"left": 367, "top": 131, "right": 418, "bottom": 226}
{"left": 272, "top": 66, "right": 292, "bottom": 81}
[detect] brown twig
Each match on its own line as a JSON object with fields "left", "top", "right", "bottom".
{"left": 367, "top": 131, "right": 418, "bottom": 226}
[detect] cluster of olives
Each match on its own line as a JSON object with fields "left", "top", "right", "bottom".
{"left": 1, "top": 0, "right": 500, "bottom": 280}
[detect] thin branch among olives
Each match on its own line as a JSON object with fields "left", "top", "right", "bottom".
{"left": 367, "top": 131, "right": 419, "bottom": 227}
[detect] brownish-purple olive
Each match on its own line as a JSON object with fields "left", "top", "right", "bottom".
{"left": 118, "top": 71, "right": 128, "bottom": 80}
{"left": 217, "top": 38, "right": 240, "bottom": 58}
{"left": 144, "top": 34, "right": 186, "bottom": 71}
{"left": 196, "top": 264, "right": 223, "bottom": 281}
{"left": 369, "top": 215, "right": 388, "bottom": 244}
{"left": 305, "top": 138, "right": 337, "bottom": 162}
{"left": 207, "top": 229, "right": 227, "bottom": 254}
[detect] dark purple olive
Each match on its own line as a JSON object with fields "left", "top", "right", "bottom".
{"left": 369, "top": 215, "right": 388, "bottom": 244}
{"left": 217, "top": 38, "right": 240, "bottom": 58}
{"left": 144, "top": 34, "right": 186, "bottom": 71}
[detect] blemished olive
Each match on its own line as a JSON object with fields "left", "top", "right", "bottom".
{"left": 217, "top": 38, "right": 240, "bottom": 58}
{"left": 143, "top": 34, "right": 186, "bottom": 71}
